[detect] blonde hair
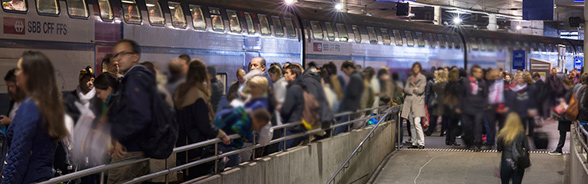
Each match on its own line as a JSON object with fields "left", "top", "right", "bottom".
{"left": 435, "top": 69, "right": 447, "bottom": 83}
{"left": 248, "top": 76, "right": 269, "bottom": 93}
{"left": 522, "top": 71, "right": 533, "bottom": 84}
{"left": 498, "top": 113, "right": 524, "bottom": 145}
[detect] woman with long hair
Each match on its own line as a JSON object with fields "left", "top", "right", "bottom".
{"left": 401, "top": 62, "right": 427, "bottom": 149}
{"left": 444, "top": 70, "right": 461, "bottom": 146}
{"left": 505, "top": 74, "right": 537, "bottom": 136}
{"left": 497, "top": 113, "right": 530, "bottom": 184}
{"left": 174, "top": 59, "right": 230, "bottom": 180}
{"left": 2, "top": 51, "right": 69, "bottom": 183}
{"left": 0, "top": 68, "right": 26, "bottom": 131}
{"left": 426, "top": 69, "right": 448, "bottom": 136}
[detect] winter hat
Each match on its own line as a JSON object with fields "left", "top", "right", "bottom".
{"left": 79, "top": 66, "right": 95, "bottom": 81}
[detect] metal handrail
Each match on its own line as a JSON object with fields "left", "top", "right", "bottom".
{"left": 327, "top": 107, "right": 393, "bottom": 184}
{"left": 40, "top": 106, "right": 388, "bottom": 184}
{"left": 573, "top": 121, "right": 588, "bottom": 157}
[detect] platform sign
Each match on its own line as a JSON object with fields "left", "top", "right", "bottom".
{"left": 574, "top": 56, "right": 583, "bottom": 71}
{"left": 512, "top": 50, "right": 526, "bottom": 70}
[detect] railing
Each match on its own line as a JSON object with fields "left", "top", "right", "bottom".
{"left": 327, "top": 107, "right": 394, "bottom": 184}
{"left": 569, "top": 121, "right": 588, "bottom": 183}
{"left": 40, "top": 105, "right": 391, "bottom": 184}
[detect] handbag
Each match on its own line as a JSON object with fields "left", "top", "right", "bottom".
{"left": 565, "top": 86, "right": 585, "bottom": 121}
{"left": 512, "top": 135, "right": 531, "bottom": 169}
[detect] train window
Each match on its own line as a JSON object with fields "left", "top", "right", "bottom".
{"left": 2, "top": 0, "right": 27, "bottom": 11}
{"left": 272, "top": 16, "right": 284, "bottom": 36}
{"left": 405, "top": 31, "right": 414, "bottom": 47}
{"left": 445, "top": 35, "right": 452, "bottom": 48}
{"left": 66, "top": 0, "right": 88, "bottom": 17}
{"left": 426, "top": 33, "right": 436, "bottom": 47}
{"left": 284, "top": 18, "right": 295, "bottom": 37}
{"left": 324, "top": 22, "right": 335, "bottom": 41}
{"left": 393, "top": 30, "right": 402, "bottom": 46}
{"left": 259, "top": 15, "right": 271, "bottom": 35}
{"left": 531, "top": 43, "right": 538, "bottom": 51}
{"left": 169, "top": 2, "right": 186, "bottom": 28}
{"left": 367, "top": 27, "right": 377, "bottom": 44}
{"left": 469, "top": 38, "right": 478, "bottom": 50}
{"left": 228, "top": 11, "right": 242, "bottom": 33}
{"left": 209, "top": 9, "right": 225, "bottom": 31}
{"left": 438, "top": 34, "right": 445, "bottom": 48}
{"left": 453, "top": 35, "right": 461, "bottom": 49}
{"left": 310, "top": 21, "right": 324, "bottom": 40}
{"left": 190, "top": 5, "right": 205, "bottom": 30}
{"left": 146, "top": 0, "right": 164, "bottom": 25}
{"left": 523, "top": 42, "right": 529, "bottom": 51}
{"left": 244, "top": 12, "right": 255, "bottom": 34}
{"left": 486, "top": 39, "right": 494, "bottom": 51}
{"left": 566, "top": 45, "right": 574, "bottom": 53}
{"left": 352, "top": 25, "right": 361, "bottom": 43}
{"left": 538, "top": 43, "right": 545, "bottom": 51}
{"left": 122, "top": 0, "right": 140, "bottom": 23}
{"left": 479, "top": 38, "right": 486, "bottom": 51}
{"left": 381, "top": 28, "right": 391, "bottom": 45}
{"left": 38, "top": 0, "right": 59, "bottom": 14}
{"left": 336, "top": 24, "right": 348, "bottom": 42}
{"left": 415, "top": 32, "right": 425, "bottom": 47}
{"left": 546, "top": 44, "right": 552, "bottom": 52}
{"left": 97, "top": 0, "right": 112, "bottom": 20}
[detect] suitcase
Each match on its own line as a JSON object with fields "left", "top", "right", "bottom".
{"left": 533, "top": 131, "right": 549, "bottom": 149}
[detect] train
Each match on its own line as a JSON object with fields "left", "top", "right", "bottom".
{"left": 0, "top": 0, "right": 583, "bottom": 112}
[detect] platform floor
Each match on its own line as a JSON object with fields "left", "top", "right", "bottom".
{"left": 370, "top": 150, "right": 567, "bottom": 184}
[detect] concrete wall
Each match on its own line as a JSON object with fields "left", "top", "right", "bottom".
{"left": 185, "top": 121, "right": 396, "bottom": 184}
{"left": 568, "top": 124, "right": 588, "bottom": 184}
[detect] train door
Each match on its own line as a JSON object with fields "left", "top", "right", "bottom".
{"left": 93, "top": 0, "right": 122, "bottom": 75}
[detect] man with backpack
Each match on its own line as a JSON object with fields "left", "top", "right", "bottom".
{"left": 108, "top": 39, "right": 177, "bottom": 183}
{"left": 279, "top": 65, "right": 308, "bottom": 150}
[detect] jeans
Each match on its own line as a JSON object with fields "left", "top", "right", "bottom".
{"left": 500, "top": 160, "right": 525, "bottom": 184}
{"left": 333, "top": 115, "right": 351, "bottom": 135}
{"left": 446, "top": 116, "right": 460, "bottom": 144}
{"left": 219, "top": 144, "right": 240, "bottom": 168}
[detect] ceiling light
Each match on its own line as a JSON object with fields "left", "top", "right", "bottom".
{"left": 335, "top": 3, "right": 343, "bottom": 11}
{"left": 453, "top": 17, "right": 462, "bottom": 25}
{"left": 284, "top": 0, "right": 295, "bottom": 5}
{"left": 516, "top": 25, "right": 522, "bottom": 30}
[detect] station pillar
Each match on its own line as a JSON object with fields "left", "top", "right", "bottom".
{"left": 434, "top": 6, "right": 441, "bottom": 25}
{"left": 487, "top": 14, "right": 497, "bottom": 31}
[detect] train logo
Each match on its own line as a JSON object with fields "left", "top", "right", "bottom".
{"left": 3, "top": 17, "right": 25, "bottom": 35}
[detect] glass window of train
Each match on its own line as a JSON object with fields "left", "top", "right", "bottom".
{"left": 190, "top": 5, "right": 205, "bottom": 30}
{"left": 405, "top": 31, "right": 414, "bottom": 46}
{"left": 445, "top": 35, "right": 452, "bottom": 48}
{"left": 169, "top": 2, "right": 186, "bottom": 28}
{"left": 486, "top": 39, "right": 494, "bottom": 51}
{"left": 469, "top": 37, "right": 478, "bottom": 50}
{"left": 336, "top": 23, "right": 348, "bottom": 42}
{"left": 145, "top": 0, "right": 164, "bottom": 25}
{"left": 66, "top": 0, "right": 88, "bottom": 17}
{"left": 324, "top": 22, "right": 335, "bottom": 41}
{"left": 37, "top": 0, "right": 59, "bottom": 14}
{"left": 122, "top": 0, "right": 140, "bottom": 23}
{"left": 227, "top": 11, "right": 242, "bottom": 33}
{"left": 284, "top": 18, "right": 295, "bottom": 37}
{"left": 271, "top": 16, "right": 284, "bottom": 36}
{"left": 310, "top": 21, "right": 324, "bottom": 40}
{"left": 352, "top": 25, "right": 361, "bottom": 43}
{"left": 2, "top": 0, "right": 27, "bottom": 11}
{"left": 416, "top": 32, "right": 425, "bottom": 47}
{"left": 367, "top": 27, "right": 377, "bottom": 44}
{"left": 393, "top": 30, "right": 402, "bottom": 46}
{"left": 437, "top": 34, "right": 445, "bottom": 48}
{"left": 259, "top": 15, "right": 271, "bottom": 35}
{"left": 453, "top": 35, "right": 461, "bottom": 49}
{"left": 381, "top": 28, "right": 391, "bottom": 45}
{"left": 426, "top": 33, "right": 436, "bottom": 47}
{"left": 243, "top": 12, "right": 255, "bottom": 34}
{"left": 531, "top": 42, "right": 538, "bottom": 51}
{"left": 478, "top": 38, "right": 486, "bottom": 51}
{"left": 97, "top": 0, "right": 112, "bottom": 20}
{"left": 546, "top": 44, "right": 552, "bottom": 52}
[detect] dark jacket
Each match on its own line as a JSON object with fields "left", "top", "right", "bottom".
{"left": 425, "top": 80, "right": 435, "bottom": 108}
{"left": 227, "top": 81, "right": 240, "bottom": 102}
{"left": 109, "top": 65, "right": 154, "bottom": 152}
{"left": 340, "top": 70, "right": 364, "bottom": 112}
{"left": 497, "top": 132, "right": 530, "bottom": 169}
{"left": 209, "top": 77, "right": 224, "bottom": 113}
{"left": 379, "top": 78, "right": 401, "bottom": 105}
{"left": 458, "top": 77, "right": 488, "bottom": 115}
{"left": 176, "top": 98, "right": 221, "bottom": 157}
{"left": 546, "top": 74, "right": 564, "bottom": 97}
{"left": 432, "top": 82, "right": 447, "bottom": 116}
{"left": 505, "top": 84, "right": 536, "bottom": 119}
{"left": 578, "top": 85, "right": 588, "bottom": 123}
{"left": 302, "top": 70, "right": 334, "bottom": 122}
{"left": 534, "top": 79, "right": 547, "bottom": 102}
{"left": 444, "top": 81, "right": 461, "bottom": 118}
{"left": 280, "top": 77, "right": 305, "bottom": 132}
{"left": 2, "top": 98, "right": 56, "bottom": 184}
{"left": 63, "top": 90, "right": 101, "bottom": 123}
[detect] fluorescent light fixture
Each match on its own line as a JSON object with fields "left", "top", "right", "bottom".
{"left": 121, "top": 0, "right": 135, "bottom": 4}
{"left": 516, "top": 25, "right": 522, "bottom": 30}
{"left": 335, "top": 3, "right": 343, "bottom": 11}
{"left": 453, "top": 17, "right": 462, "bottom": 24}
{"left": 285, "top": 0, "right": 295, "bottom": 5}
{"left": 169, "top": 6, "right": 175, "bottom": 9}
{"left": 146, "top": 3, "right": 155, "bottom": 7}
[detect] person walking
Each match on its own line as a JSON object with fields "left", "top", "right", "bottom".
{"left": 497, "top": 113, "right": 531, "bottom": 184}
{"left": 401, "top": 62, "right": 427, "bottom": 149}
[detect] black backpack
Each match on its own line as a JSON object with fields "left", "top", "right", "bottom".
{"left": 511, "top": 135, "right": 531, "bottom": 169}
{"left": 139, "top": 86, "right": 179, "bottom": 159}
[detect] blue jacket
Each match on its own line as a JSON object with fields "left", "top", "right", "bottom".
{"left": 109, "top": 65, "right": 155, "bottom": 152}
{"left": 2, "top": 98, "right": 56, "bottom": 184}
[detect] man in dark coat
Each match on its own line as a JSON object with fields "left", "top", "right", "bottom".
{"left": 279, "top": 65, "right": 306, "bottom": 150}
{"left": 207, "top": 66, "right": 223, "bottom": 113}
{"left": 302, "top": 69, "right": 334, "bottom": 129}
{"left": 456, "top": 65, "right": 488, "bottom": 152}
{"left": 334, "top": 60, "right": 364, "bottom": 135}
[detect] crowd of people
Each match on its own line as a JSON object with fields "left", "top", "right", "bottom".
{"left": 1, "top": 38, "right": 588, "bottom": 184}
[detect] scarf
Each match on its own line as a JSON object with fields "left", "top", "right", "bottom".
{"left": 468, "top": 76, "right": 478, "bottom": 95}
{"left": 77, "top": 86, "right": 96, "bottom": 108}
{"left": 488, "top": 79, "right": 504, "bottom": 104}
{"left": 511, "top": 83, "right": 527, "bottom": 93}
